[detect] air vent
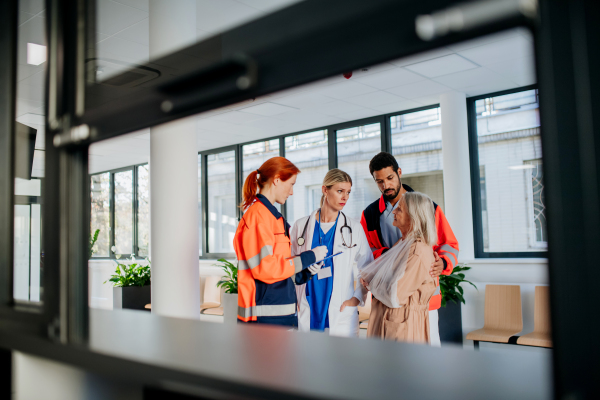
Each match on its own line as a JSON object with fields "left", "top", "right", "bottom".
{"left": 86, "top": 58, "right": 161, "bottom": 88}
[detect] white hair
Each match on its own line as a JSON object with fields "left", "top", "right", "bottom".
{"left": 402, "top": 192, "right": 437, "bottom": 246}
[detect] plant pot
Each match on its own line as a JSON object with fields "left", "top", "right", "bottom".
{"left": 438, "top": 300, "right": 463, "bottom": 345}
{"left": 113, "top": 285, "right": 151, "bottom": 311}
{"left": 222, "top": 293, "right": 238, "bottom": 324}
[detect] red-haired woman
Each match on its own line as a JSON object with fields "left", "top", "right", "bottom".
{"left": 234, "top": 157, "right": 327, "bottom": 327}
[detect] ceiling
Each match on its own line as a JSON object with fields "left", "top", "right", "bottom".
{"left": 11, "top": 1, "right": 536, "bottom": 175}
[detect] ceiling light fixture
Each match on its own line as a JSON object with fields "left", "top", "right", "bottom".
{"left": 27, "top": 43, "right": 46, "bottom": 66}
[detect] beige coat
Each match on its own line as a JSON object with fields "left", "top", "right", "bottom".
{"left": 367, "top": 238, "right": 437, "bottom": 344}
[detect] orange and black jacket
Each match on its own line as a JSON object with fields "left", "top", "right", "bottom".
{"left": 234, "top": 194, "right": 315, "bottom": 325}
{"left": 360, "top": 184, "right": 459, "bottom": 311}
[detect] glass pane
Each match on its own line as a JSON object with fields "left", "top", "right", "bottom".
{"left": 207, "top": 151, "right": 236, "bottom": 253}
{"left": 475, "top": 89, "right": 546, "bottom": 252}
{"left": 91, "top": 173, "right": 111, "bottom": 257}
{"left": 14, "top": 0, "right": 46, "bottom": 303}
{"left": 284, "top": 130, "right": 328, "bottom": 226}
{"left": 336, "top": 123, "right": 381, "bottom": 220}
{"left": 137, "top": 165, "right": 150, "bottom": 257}
{"left": 13, "top": 205, "right": 31, "bottom": 301}
{"left": 242, "top": 139, "right": 280, "bottom": 212}
{"left": 92, "top": 0, "right": 303, "bottom": 83}
{"left": 114, "top": 170, "right": 133, "bottom": 255}
{"left": 390, "top": 107, "right": 444, "bottom": 210}
{"left": 198, "top": 154, "right": 202, "bottom": 256}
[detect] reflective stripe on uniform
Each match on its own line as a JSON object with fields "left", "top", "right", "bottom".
{"left": 238, "top": 245, "right": 273, "bottom": 270}
{"left": 433, "top": 286, "right": 441, "bottom": 296}
{"left": 238, "top": 303, "right": 296, "bottom": 318}
{"left": 439, "top": 244, "right": 459, "bottom": 259}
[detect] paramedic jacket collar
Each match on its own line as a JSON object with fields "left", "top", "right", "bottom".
{"left": 256, "top": 194, "right": 290, "bottom": 237}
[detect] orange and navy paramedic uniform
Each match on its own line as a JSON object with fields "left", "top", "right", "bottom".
{"left": 360, "top": 184, "right": 459, "bottom": 311}
{"left": 234, "top": 194, "right": 316, "bottom": 326}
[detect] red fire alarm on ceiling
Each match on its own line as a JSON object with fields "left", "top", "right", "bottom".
{"left": 343, "top": 71, "right": 353, "bottom": 79}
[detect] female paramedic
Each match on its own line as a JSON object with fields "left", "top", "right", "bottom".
{"left": 291, "top": 169, "right": 373, "bottom": 337}
{"left": 234, "top": 157, "right": 327, "bottom": 327}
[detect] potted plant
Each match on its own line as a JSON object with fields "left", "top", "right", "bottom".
{"left": 214, "top": 258, "right": 238, "bottom": 324}
{"left": 438, "top": 264, "right": 477, "bottom": 345}
{"left": 104, "top": 255, "right": 151, "bottom": 311}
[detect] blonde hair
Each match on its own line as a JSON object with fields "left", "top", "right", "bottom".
{"left": 320, "top": 169, "right": 352, "bottom": 208}
{"left": 401, "top": 192, "right": 437, "bottom": 246}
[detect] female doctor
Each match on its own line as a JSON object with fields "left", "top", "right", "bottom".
{"left": 291, "top": 169, "right": 373, "bottom": 337}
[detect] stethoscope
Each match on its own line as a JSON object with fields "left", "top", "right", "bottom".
{"left": 297, "top": 210, "right": 356, "bottom": 248}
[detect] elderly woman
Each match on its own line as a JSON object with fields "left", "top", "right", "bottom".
{"left": 360, "top": 192, "right": 437, "bottom": 344}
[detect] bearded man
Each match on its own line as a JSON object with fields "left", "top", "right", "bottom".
{"left": 360, "top": 152, "right": 459, "bottom": 347}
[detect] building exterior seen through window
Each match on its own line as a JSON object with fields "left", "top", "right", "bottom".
{"left": 391, "top": 107, "right": 444, "bottom": 212}
{"left": 337, "top": 123, "right": 382, "bottom": 221}
{"left": 475, "top": 89, "right": 546, "bottom": 253}
{"left": 137, "top": 165, "right": 150, "bottom": 257}
{"left": 285, "top": 130, "right": 329, "bottom": 227}
{"left": 90, "top": 173, "right": 110, "bottom": 257}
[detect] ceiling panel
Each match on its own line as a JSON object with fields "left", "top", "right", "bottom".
{"left": 386, "top": 80, "right": 452, "bottom": 99}
{"left": 404, "top": 54, "right": 479, "bottom": 78}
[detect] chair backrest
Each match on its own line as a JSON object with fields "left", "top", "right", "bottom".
{"left": 203, "top": 275, "right": 222, "bottom": 304}
{"left": 483, "top": 285, "right": 523, "bottom": 332}
{"left": 534, "top": 286, "right": 551, "bottom": 334}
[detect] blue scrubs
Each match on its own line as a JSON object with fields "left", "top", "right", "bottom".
{"left": 305, "top": 211, "right": 338, "bottom": 331}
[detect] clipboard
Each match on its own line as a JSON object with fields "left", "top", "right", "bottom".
{"left": 286, "top": 252, "right": 343, "bottom": 266}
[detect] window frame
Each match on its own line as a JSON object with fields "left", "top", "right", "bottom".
{"left": 467, "top": 84, "right": 547, "bottom": 258}
{"left": 89, "top": 163, "right": 147, "bottom": 260}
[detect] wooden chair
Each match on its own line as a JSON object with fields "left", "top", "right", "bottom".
{"left": 200, "top": 275, "right": 222, "bottom": 313}
{"left": 517, "top": 286, "right": 552, "bottom": 348}
{"left": 466, "top": 285, "right": 523, "bottom": 348}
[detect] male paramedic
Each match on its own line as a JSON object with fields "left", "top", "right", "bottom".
{"left": 360, "top": 152, "right": 459, "bottom": 347}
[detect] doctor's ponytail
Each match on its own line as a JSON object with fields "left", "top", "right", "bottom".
{"left": 241, "top": 157, "right": 300, "bottom": 211}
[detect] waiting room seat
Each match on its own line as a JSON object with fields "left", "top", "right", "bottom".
{"left": 200, "top": 275, "right": 222, "bottom": 313}
{"left": 466, "top": 285, "right": 523, "bottom": 348}
{"left": 517, "top": 286, "right": 552, "bottom": 348}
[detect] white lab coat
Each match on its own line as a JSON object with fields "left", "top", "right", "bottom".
{"left": 291, "top": 209, "right": 374, "bottom": 337}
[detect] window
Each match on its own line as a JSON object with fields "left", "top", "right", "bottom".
{"left": 137, "top": 165, "right": 150, "bottom": 257}
{"left": 114, "top": 170, "right": 133, "bottom": 255}
{"left": 198, "top": 155, "right": 202, "bottom": 256}
{"left": 470, "top": 88, "right": 546, "bottom": 256}
{"left": 90, "top": 173, "right": 111, "bottom": 257}
{"left": 242, "top": 139, "right": 281, "bottom": 212}
{"left": 284, "top": 130, "right": 329, "bottom": 226}
{"left": 336, "top": 123, "right": 381, "bottom": 220}
{"left": 391, "top": 107, "right": 444, "bottom": 210}
{"left": 90, "top": 165, "right": 148, "bottom": 258}
{"left": 207, "top": 150, "right": 237, "bottom": 253}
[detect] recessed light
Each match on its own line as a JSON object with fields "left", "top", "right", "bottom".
{"left": 27, "top": 43, "right": 46, "bottom": 66}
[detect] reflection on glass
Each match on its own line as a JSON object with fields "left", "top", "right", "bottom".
{"left": 94, "top": 0, "right": 303, "bottom": 82}
{"left": 284, "top": 130, "right": 328, "bottom": 226}
{"left": 243, "top": 139, "right": 280, "bottom": 212}
{"left": 14, "top": 0, "right": 46, "bottom": 303}
{"left": 114, "top": 170, "right": 133, "bottom": 255}
{"left": 390, "top": 107, "right": 445, "bottom": 210}
{"left": 336, "top": 123, "right": 381, "bottom": 220}
{"left": 207, "top": 151, "right": 236, "bottom": 253}
{"left": 475, "top": 89, "right": 545, "bottom": 252}
{"left": 137, "top": 165, "right": 150, "bottom": 257}
{"left": 91, "top": 173, "right": 111, "bottom": 257}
